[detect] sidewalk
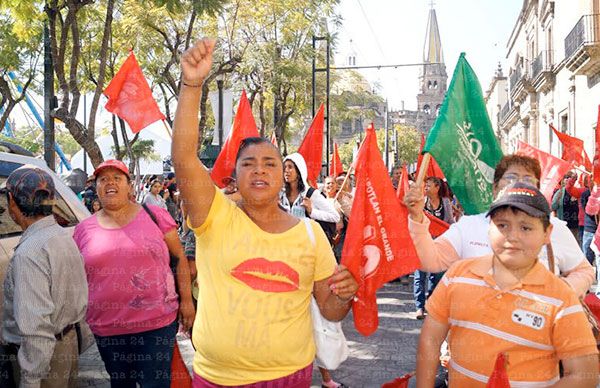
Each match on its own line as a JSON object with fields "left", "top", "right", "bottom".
{"left": 78, "top": 282, "right": 421, "bottom": 387}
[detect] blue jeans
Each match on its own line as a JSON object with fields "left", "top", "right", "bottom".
{"left": 414, "top": 270, "right": 444, "bottom": 310}
{"left": 95, "top": 320, "right": 178, "bottom": 388}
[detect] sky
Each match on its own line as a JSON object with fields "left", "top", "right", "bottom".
{"left": 331, "top": 0, "right": 524, "bottom": 111}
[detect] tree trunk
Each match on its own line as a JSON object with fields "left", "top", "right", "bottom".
{"left": 54, "top": 107, "right": 104, "bottom": 166}
{"left": 110, "top": 116, "right": 120, "bottom": 157}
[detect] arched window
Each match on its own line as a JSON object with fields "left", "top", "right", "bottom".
{"left": 433, "top": 81, "right": 438, "bottom": 89}
{"left": 428, "top": 81, "right": 433, "bottom": 89}
{"left": 423, "top": 104, "right": 431, "bottom": 114}
{"left": 436, "top": 104, "right": 441, "bottom": 116}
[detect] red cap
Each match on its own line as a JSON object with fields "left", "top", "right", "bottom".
{"left": 93, "top": 159, "right": 130, "bottom": 178}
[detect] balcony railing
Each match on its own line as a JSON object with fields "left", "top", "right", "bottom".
{"left": 531, "top": 50, "right": 554, "bottom": 79}
{"left": 565, "top": 14, "right": 600, "bottom": 59}
{"left": 499, "top": 102, "right": 510, "bottom": 122}
{"left": 509, "top": 66, "right": 523, "bottom": 91}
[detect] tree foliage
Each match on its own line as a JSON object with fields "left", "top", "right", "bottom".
{"left": 336, "top": 124, "right": 420, "bottom": 170}
{"left": 1, "top": 0, "right": 402, "bottom": 174}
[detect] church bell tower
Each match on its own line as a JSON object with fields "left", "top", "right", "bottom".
{"left": 416, "top": 5, "right": 447, "bottom": 134}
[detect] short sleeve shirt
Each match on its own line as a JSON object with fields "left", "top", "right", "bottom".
{"left": 426, "top": 256, "right": 598, "bottom": 387}
{"left": 73, "top": 205, "right": 178, "bottom": 336}
{"left": 190, "top": 190, "right": 336, "bottom": 385}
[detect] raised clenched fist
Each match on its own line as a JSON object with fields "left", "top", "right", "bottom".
{"left": 180, "top": 39, "right": 216, "bottom": 86}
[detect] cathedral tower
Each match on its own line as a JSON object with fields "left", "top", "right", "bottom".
{"left": 416, "top": 6, "right": 447, "bottom": 134}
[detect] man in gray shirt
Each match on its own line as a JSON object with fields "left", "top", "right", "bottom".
{"left": 1, "top": 166, "right": 87, "bottom": 388}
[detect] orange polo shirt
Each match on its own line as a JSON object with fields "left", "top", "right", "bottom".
{"left": 426, "top": 255, "right": 598, "bottom": 387}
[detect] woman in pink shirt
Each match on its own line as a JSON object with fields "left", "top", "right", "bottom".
{"left": 73, "top": 159, "right": 194, "bottom": 387}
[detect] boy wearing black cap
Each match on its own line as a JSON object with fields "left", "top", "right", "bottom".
{"left": 417, "top": 182, "right": 599, "bottom": 387}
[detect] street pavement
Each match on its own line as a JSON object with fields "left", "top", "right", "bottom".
{"left": 78, "top": 281, "right": 421, "bottom": 388}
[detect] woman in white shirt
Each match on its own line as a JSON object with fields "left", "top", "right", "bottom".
{"left": 143, "top": 179, "right": 168, "bottom": 210}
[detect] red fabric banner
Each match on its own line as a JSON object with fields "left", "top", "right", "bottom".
{"left": 396, "top": 165, "right": 449, "bottom": 237}
{"left": 550, "top": 124, "right": 592, "bottom": 171}
{"left": 516, "top": 141, "right": 573, "bottom": 203}
{"left": 170, "top": 342, "right": 192, "bottom": 388}
{"left": 270, "top": 131, "right": 277, "bottom": 146}
{"left": 297, "top": 104, "right": 325, "bottom": 187}
{"left": 210, "top": 90, "right": 259, "bottom": 188}
{"left": 330, "top": 142, "right": 344, "bottom": 177}
{"left": 382, "top": 373, "right": 412, "bottom": 388}
{"left": 417, "top": 134, "right": 445, "bottom": 179}
{"left": 486, "top": 353, "right": 510, "bottom": 388}
{"left": 104, "top": 52, "right": 165, "bottom": 133}
{"left": 342, "top": 126, "right": 420, "bottom": 336}
{"left": 594, "top": 106, "right": 600, "bottom": 186}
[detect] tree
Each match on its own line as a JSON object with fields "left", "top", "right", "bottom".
{"left": 329, "top": 70, "right": 384, "bottom": 139}
{"left": 336, "top": 124, "right": 420, "bottom": 170}
{"left": 0, "top": 6, "right": 41, "bottom": 133}
{"left": 2, "top": 0, "right": 340, "bottom": 166}
{"left": 222, "top": 0, "right": 340, "bottom": 154}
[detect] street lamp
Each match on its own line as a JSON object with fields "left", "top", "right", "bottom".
{"left": 216, "top": 74, "right": 224, "bottom": 150}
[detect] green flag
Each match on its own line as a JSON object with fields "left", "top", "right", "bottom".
{"left": 423, "top": 53, "right": 503, "bottom": 215}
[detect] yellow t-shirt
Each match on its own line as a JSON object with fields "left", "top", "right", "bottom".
{"left": 191, "top": 189, "right": 337, "bottom": 385}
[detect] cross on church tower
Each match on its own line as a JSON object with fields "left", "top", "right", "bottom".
{"left": 429, "top": 0, "right": 436, "bottom": 9}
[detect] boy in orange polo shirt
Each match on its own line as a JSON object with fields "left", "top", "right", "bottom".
{"left": 417, "top": 182, "right": 599, "bottom": 387}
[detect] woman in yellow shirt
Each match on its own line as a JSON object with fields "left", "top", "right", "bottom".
{"left": 171, "top": 38, "right": 358, "bottom": 387}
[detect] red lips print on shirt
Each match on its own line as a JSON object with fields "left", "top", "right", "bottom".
{"left": 231, "top": 258, "right": 299, "bottom": 293}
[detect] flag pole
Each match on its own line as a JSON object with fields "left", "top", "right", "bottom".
{"left": 415, "top": 153, "right": 431, "bottom": 186}
{"left": 162, "top": 120, "right": 173, "bottom": 138}
{"left": 334, "top": 165, "right": 355, "bottom": 201}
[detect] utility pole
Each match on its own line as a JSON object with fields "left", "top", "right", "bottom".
{"left": 43, "top": 21, "right": 55, "bottom": 171}
{"left": 384, "top": 100, "right": 389, "bottom": 169}
{"left": 216, "top": 75, "right": 224, "bottom": 150}
{"left": 312, "top": 35, "right": 331, "bottom": 175}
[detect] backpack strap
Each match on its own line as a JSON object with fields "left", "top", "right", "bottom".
{"left": 303, "top": 218, "right": 316, "bottom": 247}
{"left": 141, "top": 203, "right": 160, "bottom": 229}
{"left": 306, "top": 187, "right": 315, "bottom": 198}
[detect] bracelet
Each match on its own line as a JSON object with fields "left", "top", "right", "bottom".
{"left": 182, "top": 81, "right": 202, "bottom": 88}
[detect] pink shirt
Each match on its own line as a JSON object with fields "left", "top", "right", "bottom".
{"left": 73, "top": 205, "right": 178, "bottom": 336}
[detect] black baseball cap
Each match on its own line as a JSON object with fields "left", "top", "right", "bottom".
{"left": 486, "top": 182, "right": 551, "bottom": 219}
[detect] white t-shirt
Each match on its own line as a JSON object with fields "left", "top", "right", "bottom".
{"left": 443, "top": 213, "right": 584, "bottom": 274}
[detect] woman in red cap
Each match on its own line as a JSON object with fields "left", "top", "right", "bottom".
{"left": 73, "top": 159, "right": 195, "bottom": 387}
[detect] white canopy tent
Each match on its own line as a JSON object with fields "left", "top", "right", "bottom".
{"left": 70, "top": 123, "right": 172, "bottom": 176}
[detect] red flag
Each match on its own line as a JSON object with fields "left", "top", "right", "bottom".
{"left": 594, "top": 106, "right": 600, "bottom": 186}
{"left": 550, "top": 124, "right": 592, "bottom": 171}
{"left": 270, "top": 131, "right": 277, "bottom": 146}
{"left": 382, "top": 373, "right": 412, "bottom": 388}
{"left": 350, "top": 123, "right": 372, "bottom": 171}
{"left": 517, "top": 141, "right": 573, "bottom": 203}
{"left": 210, "top": 90, "right": 259, "bottom": 188}
{"left": 298, "top": 104, "right": 324, "bottom": 187}
{"left": 170, "top": 342, "right": 192, "bottom": 388}
{"left": 425, "top": 213, "right": 450, "bottom": 238}
{"left": 342, "top": 126, "right": 421, "bottom": 336}
{"left": 417, "top": 134, "right": 445, "bottom": 179}
{"left": 104, "top": 52, "right": 165, "bottom": 133}
{"left": 395, "top": 165, "right": 449, "bottom": 237}
{"left": 395, "top": 164, "right": 410, "bottom": 202}
{"left": 330, "top": 143, "right": 344, "bottom": 177}
{"left": 486, "top": 353, "right": 510, "bottom": 388}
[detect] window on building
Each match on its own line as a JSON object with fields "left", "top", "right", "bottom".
{"left": 560, "top": 114, "right": 568, "bottom": 134}
{"left": 428, "top": 81, "right": 433, "bottom": 89}
{"left": 423, "top": 104, "right": 431, "bottom": 115}
{"left": 436, "top": 104, "right": 441, "bottom": 116}
{"left": 433, "top": 81, "right": 438, "bottom": 89}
